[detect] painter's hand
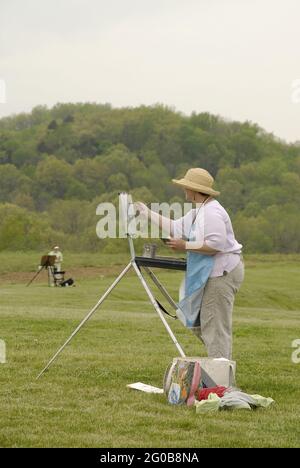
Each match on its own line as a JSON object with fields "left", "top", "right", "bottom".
{"left": 165, "top": 238, "right": 186, "bottom": 251}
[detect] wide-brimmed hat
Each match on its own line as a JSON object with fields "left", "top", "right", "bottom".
{"left": 172, "top": 168, "right": 220, "bottom": 196}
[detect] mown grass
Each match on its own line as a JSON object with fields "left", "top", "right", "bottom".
{"left": 0, "top": 253, "right": 299, "bottom": 447}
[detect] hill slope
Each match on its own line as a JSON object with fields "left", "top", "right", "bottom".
{"left": 0, "top": 103, "right": 299, "bottom": 252}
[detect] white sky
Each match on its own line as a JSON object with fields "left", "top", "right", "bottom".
{"left": 0, "top": 0, "right": 299, "bottom": 142}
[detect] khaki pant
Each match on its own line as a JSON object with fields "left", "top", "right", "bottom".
{"left": 194, "top": 260, "right": 244, "bottom": 360}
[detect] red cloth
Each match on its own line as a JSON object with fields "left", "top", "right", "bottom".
{"left": 196, "top": 386, "right": 227, "bottom": 401}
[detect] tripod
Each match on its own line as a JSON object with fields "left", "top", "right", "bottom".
{"left": 27, "top": 255, "right": 57, "bottom": 287}
{"left": 36, "top": 193, "right": 188, "bottom": 379}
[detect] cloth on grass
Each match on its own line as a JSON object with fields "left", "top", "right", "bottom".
{"left": 219, "top": 391, "right": 256, "bottom": 410}
{"left": 194, "top": 390, "right": 274, "bottom": 413}
{"left": 196, "top": 386, "right": 227, "bottom": 401}
{"left": 244, "top": 394, "right": 275, "bottom": 409}
{"left": 195, "top": 393, "right": 221, "bottom": 413}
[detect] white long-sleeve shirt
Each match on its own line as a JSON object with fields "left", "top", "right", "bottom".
{"left": 48, "top": 250, "right": 63, "bottom": 265}
{"left": 172, "top": 199, "right": 242, "bottom": 277}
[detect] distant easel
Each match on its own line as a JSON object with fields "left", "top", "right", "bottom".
{"left": 26, "top": 255, "right": 57, "bottom": 287}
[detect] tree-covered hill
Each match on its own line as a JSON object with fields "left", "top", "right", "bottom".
{"left": 0, "top": 103, "right": 299, "bottom": 252}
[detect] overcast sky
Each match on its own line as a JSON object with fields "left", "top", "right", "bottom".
{"left": 0, "top": 0, "right": 299, "bottom": 142}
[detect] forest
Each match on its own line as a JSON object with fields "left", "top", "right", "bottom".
{"left": 0, "top": 103, "right": 299, "bottom": 252}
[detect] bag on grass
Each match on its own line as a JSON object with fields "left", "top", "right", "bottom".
{"left": 60, "top": 278, "right": 74, "bottom": 287}
{"left": 163, "top": 357, "right": 217, "bottom": 406}
{"left": 163, "top": 358, "right": 201, "bottom": 406}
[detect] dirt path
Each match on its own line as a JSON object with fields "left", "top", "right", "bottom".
{"left": 0, "top": 266, "right": 130, "bottom": 284}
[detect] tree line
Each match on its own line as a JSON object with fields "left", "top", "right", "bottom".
{"left": 0, "top": 103, "right": 299, "bottom": 253}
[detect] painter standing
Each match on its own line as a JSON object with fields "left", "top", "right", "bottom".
{"left": 136, "top": 168, "right": 244, "bottom": 360}
{"left": 48, "top": 245, "right": 63, "bottom": 286}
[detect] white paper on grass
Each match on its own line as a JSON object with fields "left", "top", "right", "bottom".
{"left": 127, "top": 382, "right": 164, "bottom": 394}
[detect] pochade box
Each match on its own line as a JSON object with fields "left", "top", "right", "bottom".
{"left": 174, "top": 357, "right": 236, "bottom": 387}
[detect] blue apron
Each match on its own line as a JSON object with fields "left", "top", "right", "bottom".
{"left": 176, "top": 210, "right": 215, "bottom": 328}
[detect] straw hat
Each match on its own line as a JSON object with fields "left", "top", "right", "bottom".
{"left": 172, "top": 168, "right": 220, "bottom": 196}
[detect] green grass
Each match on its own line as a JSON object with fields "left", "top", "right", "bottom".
{"left": 0, "top": 253, "right": 299, "bottom": 447}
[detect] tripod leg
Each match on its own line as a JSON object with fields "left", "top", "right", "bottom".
{"left": 36, "top": 262, "right": 132, "bottom": 379}
{"left": 26, "top": 266, "right": 44, "bottom": 287}
{"left": 132, "top": 261, "right": 186, "bottom": 358}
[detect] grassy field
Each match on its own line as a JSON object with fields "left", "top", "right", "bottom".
{"left": 0, "top": 252, "right": 299, "bottom": 448}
